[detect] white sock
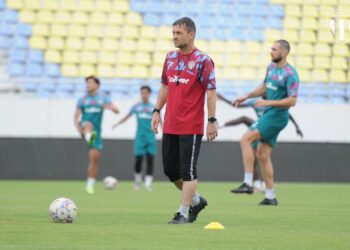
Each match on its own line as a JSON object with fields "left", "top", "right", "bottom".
{"left": 265, "top": 188, "right": 276, "bottom": 199}
{"left": 191, "top": 192, "right": 200, "bottom": 207}
{"left": 178, "top": 204, "right": 190, "bottom": 219}
{"left": 244, "top": 173, "right": 253, "bottom": 186}
{"left": 144, "top": 175, "right": 153, "bottom": 187}
{"left": 134, "top": 173, "right": 142, "bottom": 184}
{"left": 85, "top": 132, "right": 92, "bottom": 143}
{"left": 254, "top": 180, "right": 263, "bottom": 189}
{"left": 87, "top": 177, "right": 95, "bottom": 188}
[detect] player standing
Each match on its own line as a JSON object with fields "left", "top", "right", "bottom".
{"left": 112, "top": 86, "right": 158, "bottom": 191}
{"left": 151, "top": 17, "right": 218, "bottom": 224}
{"left": 74, "top": 76, "right": 119, "bottom": 194}
{"left": 232, "top": 40, "right": 299, "bottom": 205}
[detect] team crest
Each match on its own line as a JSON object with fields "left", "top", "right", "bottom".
{"left": 188, "top": 61, "right": 196, "bottom": 70}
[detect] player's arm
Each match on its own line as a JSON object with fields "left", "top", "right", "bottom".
{"left": 152, "top": 84, "right": 168, "bottom": 134}
{"left": 233, "top": 83, "right": 266, "bottom": 107}
{"left": 112, "top": 114, "right": 132, "bottom": 129}
{"left": 73, "top": 108, "right": 83, "bottom": 135}
{"left": 289, "top": 113, "right": 303, "bottom": 138}
{"left": 207, "top": 89, "right": 218, "bottom": 141}
{"left": 104, "top": 103, "right": 119, "bottom": 114}
{"left": 255, "top": 96, "right": 296, "bottom": 108}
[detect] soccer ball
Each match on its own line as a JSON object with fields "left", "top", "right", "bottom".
{"left": 49, "top": 197, "right": 78, "bottom": 223}
{"left": 103, "top": 176, "right": 118, "bottom": 190}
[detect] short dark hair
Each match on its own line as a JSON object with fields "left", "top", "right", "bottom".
{"left": 85, "top": 75, "right": 100, "bottom": 85}
{"left": 275, "top": 39, "right": 290, "bottom": 53}
{"left": 172, "top": 17, "right": 196, "bottom": 33}
{"left": 140, "top": 85, "right": 151, "bottom": 93}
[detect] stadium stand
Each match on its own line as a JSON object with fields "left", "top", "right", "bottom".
{"left": 0, "top": 0, "right": 349, "bottom": 103}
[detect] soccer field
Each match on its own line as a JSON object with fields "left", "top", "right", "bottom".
{"left": 0, "top": 181, "right": 349, "bottom": 250}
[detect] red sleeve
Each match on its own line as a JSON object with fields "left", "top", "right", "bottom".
{"left": 161, "top": 56, "right": 168, "bottom": 85}
{"left": 200, "top": 57, "right": 216, "bottom": 90}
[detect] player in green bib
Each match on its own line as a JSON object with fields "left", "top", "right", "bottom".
{"left": 74, "top": 76, "right": 119, "bottom": 194}
{"left": 232, "top": 40, "right": 299, "bottom": 206}
{"left": 113, "top": 86, "right": 158, "bottom": 191}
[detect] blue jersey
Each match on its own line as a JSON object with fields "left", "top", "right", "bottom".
{"left": 77, "top": 93, "right": 111, "bottom": 132}
{"left": 129, "top": 102, "right": 155, "bottom": 138}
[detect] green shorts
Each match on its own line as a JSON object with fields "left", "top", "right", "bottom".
{"left": 250, "top": 112, "right": 288, "bottom": 147}
{"left": 134, "top": 135, "right": 157, "bottom": 156}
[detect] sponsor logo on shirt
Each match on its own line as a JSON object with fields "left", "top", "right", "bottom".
{"left": 85, "top": 107, "right": 102, "bottom": 113}
{"left": 266, "top": 82, "right": 277, "bottom": 91}
{"left": 168, "top": 75, "right": 190, "bottom": 84}
{"left": 188, "top": 61, "right": 196, "bottom": 70}
{"left": 138, "top": 113, "right": 152, "bottom": 119}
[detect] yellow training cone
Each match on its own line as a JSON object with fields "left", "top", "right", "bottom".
{"left": 204, "top": 222, "right": 225, "bottom": 230}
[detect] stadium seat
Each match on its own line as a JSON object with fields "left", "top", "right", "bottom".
{"left": 152, "top": 52, "right": 166, "bottom": 66}
{"left": 50, "top": 24, "right": 67, "bottom": 37}
{"left": 15, "top": 23, "right": 32, "bottom": 36}
{"left": 19, "top": 9, "right": 36, "bottom": 23}
{"left": 134, "top": 52, "right": 152, "bottom": 66}
{"left": 140, "top": 25, "right": 157, "bottom": 39}
{"left": 314, "top": 43, "right": 331, "bottom": 56}
{"left": 25, "top": 63, "right": 43, "bottom": 76}
{"left": 7, "top": 0, "right": 23, "bottom": 9}
{"left": 45, "top": 50, "right": 62, "bottom": 63}
{"left": 318, "top": 31, "right": 334, "bottom": 43}
{"left": 333, "top": 44, "right": 350, "bottom": 56}
{"left": 240, "top": 67, "right": 257, "bottom": 80}
{"left": 96, "top": 0, "right": 112, "bottom": 12}
{"left": 37, "top": 10, "right": 54, "bottom": 24}
{"left": 303, "top": 5, "right": 318, "bottom": 17}
{"left": 283, "top": 30, "right": 298, "bottom": 43}
{"left": 296, "top": 56, "right": 313, "bottom": 69}
{"left": 126, "top": 12, "right": 143, "bottom": 26}
{"left": 81, "top": 51, "right": 97, "bottom": 64}
{"left": 298, "top": 69, "right": 312, "bottom": 82}
{"left": 79, "top": 64, "right": 96, "bottom": 77}
{"left": 48, "top": 37, "right": 64, "bottom": 50}
{"left": 102, "top": 39, "right": 119, "bottom": 51}
{"left": 72, "top": 12, "right": 88, "bottom": 24}
{"left": 104, "top": 25, "right": 121, "bottom": 38}
{"left": 27, "top": 49, "right": 43, "bottom": 63}
{"left": 222, "top": 68, "right": 239, "bottom": 80}
{"left": 97, "top": 65, "right": 114, "bottom": 78}
{"left": 122, "top": 25, "right": 139, "bottom": 39}
{"left": 9, "top": 49, "right": 26, "bottom": 62}
{"left": 84, "top": 38, "right": 101, "bottom": 51}
{"left": 301, "top": 17, "right": 318, "bottom": 30}
{"left": 211, "top": 53, "right": 224, "bottom": 67}
{"left": 86, "top": 25, "right": 104, "bottom": 38}
{"left": 300, "top": 30, "right": 316, "bottom": 43}
{"left": 150, "top": 66, "right": 162, "bottom": 78}
{"left": 330, "top": 70, "right": 347, "bottom": 83}
{"left": 62, "top": 64, "right": 79, "bottom": 77}
{"left": 42, "top": 0, "right": 59, "bottom": 10}
{"left": 312, "top": 70, "right": 329, "bottom": 83}
{"left": 115, "top": 65, "right": 132, "bottom": 78}
{"left": 243, "top": 55, "right": 259, "bottom": 67}
{"left": 23, "top": 0, "right": 41, "bottom": 10}
{"left": 283, "top": 17, "right": 300, "bottom": 30}
{"left": 208, "top": 40, "right": 226, "bottom": 54}
{"left": 29, "top": 36, "right": 46, "bottom": 49}
{"left": 144, "top": 13, "right": 162, "bottom": 26}
{"left": 245, "top": 41, "right": 262, "bottom": 55}
{"left": 314, "top": 56, "right": 331, "bottom": 70}
{"left": 285, "top": 5, "right": 301, "bottom": 17}
{"left": 0, "top": 36, "right": 11, "bottom": 50}
{"left": 120, "top": 38, "right": 137, "bottom": 51}
{"left": 98, "top": 52, "right": 116, "bottom": 65}
{"left": 137, "top": 39, "right": 154, "bottom": 52}
{"left": 117, "top": 51, "right": 134, "bottom": 65}
{"left": 226, "top": 54, "right": 242, "bottom": 67}
{"left": 90, "top": 12, "right": 107, "bottom": 25}
{"left": 331, "top": 57, "right": 348, "bottom": 70}
{"left": 154, "top": 39, "right": 173, "bottom": 52}
{"left": 63, "top": 51, "right": 80, "bottom": 64}
{"left": 8, "top": 62, "right": 25, "bottom": 76}
{"left": 158, "top": 26, "right": 172, "bottom": 40}
{"left": 195, "top": 40, "right": 208, "bottom": 52}
{"left": 13, "top": 36, "right": 28, "bottom": 49}
{"left": 67, "top": 25, "right": 85, "bottom": 38}
{"left": 113, "top": 0, "right": 129, "bottom": 13}
{"left": 66, "top": 37, "right": 83, "bottom": 51}
{"left": 4, "top": 9, "right": 18, "bottom": 23}
{"left": 54, "top": 11, "right": 71, "bottom": 24}
{"left": 297, "top": 43, "right": 314, "bottom": 56}
{"left": 78, "top": 0, "right": 95, "bottom": 11}
{"left": 32, "top": 23, "right": 49, "bottom": 36}
{"left": 45, "top": 63, "right": 60, "bottom": 77}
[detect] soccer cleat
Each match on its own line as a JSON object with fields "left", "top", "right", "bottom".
{"left": 87, "top": 131, "right": 97, "bottom": 147}
{"left": 134, "top": 182, "right": 141, "bottom": 191}
{"left": 168, "top": 212, "right": 190, "bottom": 224}
{"left": 231, "top": 182, "right": 254, "bottom": 194}
{"left": 144, "top": 184, "right": 152, "bottom": 192}
{"left": 259, "top": 198, "right": 278, "bottom": 206}
{"left": 189, "top": 196, "right": 208, "bottom": 222}
{"left": 86, "top": 186, "right": 95, "bottom": 194}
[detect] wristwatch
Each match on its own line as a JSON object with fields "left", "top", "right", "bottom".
{"left": 208, "top": 117, "right": 217, "bottom": 123}
{"left": 152, "top": 108, "right": 161, "bottom": 114}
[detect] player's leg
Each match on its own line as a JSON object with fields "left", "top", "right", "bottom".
{"left": 81, "top": 121, "right": 97, "bottom": 146}
{"left": 256, "top": 143, "right": 277, "bottom": 205}
{"left": 144, "top": 154, "right": 154, "bottom": 191}
{"left": 133, "top": 155, "right": 143, "bottom": 191}
{"left": 86, "top": 148, "right": 101, "bottom": 194}
{"left": 231, "top": 129, "right": 261, "bottom": 194}
{"left": 223, "top": 116, "right": 255, "bottom": 128}
{"left": 252, "top": 146, "right": 264, "bottom": 192}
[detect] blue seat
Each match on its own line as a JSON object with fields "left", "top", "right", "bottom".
{"left": 268, "top": 17, "right": 283, "bottom": 29}
{"left": 235, "top": 4, "right": 251, "bottom": 17}
{"left": 235, "top": 16, "right": 251, "bottom": 29}
{"left": 130, "top": 0, "right": 147, "bottom": 13}
{"left": 27, "top": 49, "right": 43, "bottom": 63}
{"left": 0, "top": 35, "right": 10, "bottom": 49}
{"left": 0, "top": 22, "right": 14, "bottom": 35}
{"left": 250, "top": 30, "right": 264, "bottom": 41}
{"left": 231, "top": 29, "right": 245, "bottom": 40}
{"left": 15, "top": 23, "right": 32, "bottom": 36}
{"left": 252, "top": 5, "right": 268, "bottom": 16}
{"left": 45, "top": 63, "right": 60, "bottom": 77}
{"left": 4, "top": 9, "right": 18, "bottom": 23}
{"left": 270, "top": 4, "right": 284, "bottom": 17}
{"left": 252, "top": 17, "right": 267, "bottom": 29}
{"left": 162, "top": 14, "right": 180, "bottom": 25}
{"left": 9, "top": 49, "right": 26, "bottom": 62}
{"left": 182, "top": 2, "right": 200, "bottom": 15}
{"left": 21, "top": 79, "right": 38, "bottom": 92}
{"left": 57, "top": 82, "right": 75, "bottom": 92}
{"left": 145, "top": 1, "right": 163, "bottom": 14}
{"left": 13, "top": 36, "right": 28, "bottom": 49}
{"left": 144, "top": 13, "right": 162, "bottom": 26}
{"left": 25, "top": 63, "right": 43, "bottom": 76}
{"left": 8, "top": 63, "right": 25, "bottom": 76}
{"left": 0, "top": 0, "right": 5, "bottom": 10}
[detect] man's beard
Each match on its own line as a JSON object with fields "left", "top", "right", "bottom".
{"left": 272, "top": 57, "right": 282, "bottom": 63}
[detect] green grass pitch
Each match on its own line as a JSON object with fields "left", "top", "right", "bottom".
{"left": 0, "top": 180, "right": 349, "bottom": 250}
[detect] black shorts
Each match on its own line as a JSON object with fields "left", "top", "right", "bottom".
{"left": 162, "top": 134, "right": 202, "bottom": 182}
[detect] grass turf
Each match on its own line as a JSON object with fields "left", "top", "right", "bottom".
{"left": 0, "top": 181, "right": 349, "bottom": 250}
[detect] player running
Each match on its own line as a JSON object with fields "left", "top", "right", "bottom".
{"left": 74, "top": 76, "right": 119, "bottom": 194}
{"left": 232, "top": 40, "right": 299, "bottom": 205}
{"left": 112, "top": 86, "right": 158, "bottom": 191}
{"left": 217, "top": 94, "right": 303, "bottom": 193}
{"left": 151, "top": 17, "right": 217, "bottom": 224}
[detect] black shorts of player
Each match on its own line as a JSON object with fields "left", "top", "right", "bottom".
{"left": 162, "top": 134, "right": 203, "bottom": 182}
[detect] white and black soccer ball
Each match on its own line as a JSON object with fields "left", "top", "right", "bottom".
{"left": 49, "top": 197, "right": 78, "bottom": 223}
{"left": 103, "top": 176, "right": 118, "bottom": 190}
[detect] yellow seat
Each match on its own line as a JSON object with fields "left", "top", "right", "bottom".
{"left": 283, "top": 30, "right": 298, "bottom": 43}
{"left": 314, "top": 56, "right": 330, "bottom": 70}
{"left": 140, "top": 26, "right": 157, "bottom": 39}
{"left": 318, "top": 31, "right": 334, "bottom": 43}
{"left": 303, "top": 0, "right": 321, "bottom": 4}
{"left": 42, "top": 0, "right": 59, "bottom": 10}
{"left": 285, "top": 5, "right": 301, "bottom": 17}
{"left": 296, "top": 56, "right": 313, "bottom": 69}
{"left": 72, "top": 12, "right": 88, "bottom": 24}
{"left": 303, "top": 5, "right": 318, "bottom": 17}
{"left": 19, "top": 10, "right": 36, "bottom": 23}
{"left": 311, "top": 70, "right": 329, "bottom": 82}
{"left": 78, "top": 0, "right": 95, "bottom": 11}
{"left": 283, "top": 17, "right": 300, "bottom": 30}
{"left": 210, "top": 53, "right": 224, "bottom": 67}
{"left": 97, "top": 65, "right": 114, "bottom": 78}
{"left": 319, "top": 5, "right": 333, "bottom": 18}
{"left": 45, "top": 50, "right": 61, "bottom": 63}
{"left": 50, "top": 24, "right": 67, "bottom": 37}
{"left": 226, "top": 40, "right": 243, "bottom": 53}
{"left": 150, "top": 66, "right": 163, "bottom": 78}
{"left": 244, "top": 55, "right": 259, "bottom": 67}
{"left": 117, "top": 52, "right": 134, "bottom": 65}
{"left": 158, "top": 26, "right": 172, "bottom": 40}
{"left": 96, "top": 0, "right": 112, "bottom": 11}
{"left": 222, "top": 68, "right": 239, "bottom": 80}
{"left": 59, "top": 0, "right": 78, "bottom": 11}
{"left": 300, "top": 30, "right": 316, "bottom": 43}
{"left": 153, "top": 52, "right": 166, "bottom": 66}
{"left": 115, "top": 65, "right": 132, "bottom": 78}
{"left": 48, "top": 37, "right": 64, "bottom": 50}
{"left": 32, "top": 24, "right": 49, "bottom": 36}
{"left": 90, "top": 12, "right": 107, "bottom": 25}
{"left": 98, "top": 52, "right": 116, "bottom": 65}
{"left": 195, "top": 40, "right": 208, "bottom": 52}
{"left": 208, "top": 40, "right": 226, "bottom": 54}
{"left": 29, "top": 36, "right": 46, "bottom": 49}
{"left": 137, "top": 39, "right": 154, "bottom": 52}
{"left": 330, "top": 70, "right": 347, "bottom": 83}
{"left": 79, "top": 64, "right": 96, "bottom": 77}
{"left": 54, "top": 11, "right": 71, "bottom": 24}
{"left": 123, "top": 26, "right": 139, "bottom": 39}
{"left": 104, "top": 25, "right": 121, "bottom": 38}
{"left": 269, "top": 0, "right": 287, "bottom": 3}
{"left": 67, "top": 25, "right": 86, "bottom": 38}
{"left": 63, "top": 51, "right": 80, "bottom": 64}
{"left": 318, "top": 18, "right": 331, "bottom": 31}
{"left": 113, "top": 0, "right": 129, "bottom": 13}
{"left": 288, "top": 43, "right": 297, "bottom": 56}
{"left": 62, "top": 64, "right": 79, "bottom": 77}
{"left": 120, "top": 39, "right": 137, "bottom": 52}
{"left": 240, "top": 67, "right": 258, "bottom": 81}
{"left": 23, "top": 0, "right": 41, "bottom": 10}
{"left": 134, "top": 52, "right": 152, "bottom": 66}
{"left": 84, "top": 38, "right": 101, "bottom": 51}
{"left": 126, "top": 12, "right": 142, "bottom": 26}
{"left": 7, "top": 0, "right": 23, "bottom": 9}
{"left": 302, "top": 17, "right": 318, "bottom": 30}
{"left": 155, "top": 39, "right": 173, "bottom": 52}
{"left": 108, "top": 13, "right": 124, "bottom": 25}
{"left": 297, "top": 43, "right": 314, "bottom": 56}
{"left": 132, "top": 66, "right": 149, "bottom": 78}
{"left": 297, "top": 69, "right": 312, "bottom": 82}
{"left": 66, "top": 37, "right": 83, "bottom": 51}
{"left": 245, "top": 41, "right": 262, "bottom": 55}
{"left": 86, "top": 25, "right": 104, "bottom": 38}
{"left": 331, "top": 57, "right": 348, "bottom": 70}
{"left": 81, "top": 51, "right": 97, "bottom": 64}
{"left": 333, "top": 44, "right": 350, "bottom": 56}
{"left": 264, "top": 29, "right": 282, "bottom": 42}
{"left": 226, "top": 54, "right": 241, "bottom": 67}
{"left": 322, "top": 0, "right": 336, "bottom": 4}
{"left": 37, "top": 10, "right": 54, "bottom": 24}
{"left": 314, "top": 43, "right": 331, "bottom": 56}
{"left": 102, "top": 39, "right": 119, "bottom": 51}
